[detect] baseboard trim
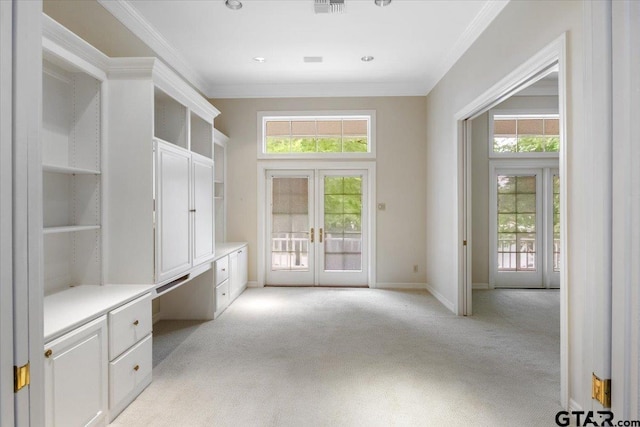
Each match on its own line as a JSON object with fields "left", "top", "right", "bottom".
{"left": 152, "top": 311, "right": 163, "bottom": 324}
{"left": 472, "top": 282, "right": 490, "bottom": 290}
{"left": 376, "top": 282, "right": 427, "bottom": 290}
{"left": 568, "top": 398, "right": 582, "bottom": 412}
{"left": 425, "top": 283, "right": 456, "bottom": 312}
{"left": 247, "top": 281, "right": 260, "bottom": 288}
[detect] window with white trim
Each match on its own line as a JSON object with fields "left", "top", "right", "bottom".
{"left": 490, "top": 113, "right": 559, "bottom": 156}
{"left": 258, "top": 112, "right": 375, "bottom": 158}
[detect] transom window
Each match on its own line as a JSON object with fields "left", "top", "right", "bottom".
{"left": 258, "top": 112, "right": 375, "bottom": 158}
{"left": 491, "top": 113, "right": 559, "bottom": 155}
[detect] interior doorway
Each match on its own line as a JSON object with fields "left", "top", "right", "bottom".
{"left": 264, "top": 167, "right": 370, "bottom": 287}
{"left": 456, "top": 35, "right": 568, "bottom": 407}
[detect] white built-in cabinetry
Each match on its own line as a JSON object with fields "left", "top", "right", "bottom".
{"left": 42, "top": 16, "right": 154, "bottom": 426}
{"left": 40, "top": 14, "right": 249, "bottom": 426}
{"left": 42, "top": 27, "right": 104, "bottom": 295}
{"left": 106, "top": 58, "right": 220, "bottom": 293}
{"left": 214, "top": 129, "right": 228, "bottom": 244}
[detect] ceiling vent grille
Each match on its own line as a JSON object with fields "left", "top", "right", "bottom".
{"left": 314, "top": 0, "right": 345, "bottom": 14}
{"left": 304, "top": 56, "right": 323, "bottom": 63}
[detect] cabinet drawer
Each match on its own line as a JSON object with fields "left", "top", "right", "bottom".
{"left": 216, "top": 279, "right": 230, "bottom": 313}
{"left": 109, "top": 334, "right": 152, "bottom": 419}
{"left": 108, "top": 294, "right": 152, "bottom": 360}
{"left": 215, "top": 256, "right": 229, "bottom": 285}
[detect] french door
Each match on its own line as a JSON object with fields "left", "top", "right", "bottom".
{"left": 491, "top": 166, "right": 560, "bottom": 288}
{"left": 266, "top": 169, "right": 368, "bottom": 286}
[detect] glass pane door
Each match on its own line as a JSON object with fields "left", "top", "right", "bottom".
{"left": 266, "top": 171, "right": 314, "bottom": 286}
{"left": 493, "top": 169, "right": 543, "bottom": 287}
{"left": 318, "top": 171, "right": 368, "bottom": 286}
{"left": 546, "top": 169, "right": 561, "bottom": 288}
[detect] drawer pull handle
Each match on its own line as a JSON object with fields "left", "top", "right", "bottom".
{"left": 133, "top": 320, "right": 139, "bottom": 326}
{"left": 133, "top": 365, "right": 140, "bottom": 371}
{"left": 44, "top": 349, "right": 53, "bottom": 358}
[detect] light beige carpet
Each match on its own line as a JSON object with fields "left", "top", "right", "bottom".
{"left": 109, "top": 288, "right": 561, "bottom": 427}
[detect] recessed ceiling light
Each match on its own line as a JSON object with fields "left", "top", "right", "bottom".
{"left": 361, "top": 56, "right": 374, "bottom": 62}
{"left": 225, "top": 0, "right": 242, "bottom": 10}
{"left": 253, "top": 57, "right": 266, "bottom": 63}
{"left": 374, "top": 0, "right": 392, "bottom": 6}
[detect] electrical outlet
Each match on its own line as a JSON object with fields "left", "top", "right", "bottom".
{"left": 413, "top": 265, "right": 418, "bottom": 273}
{"left": 377, "top": 203, "right": 386, "bottom": 211}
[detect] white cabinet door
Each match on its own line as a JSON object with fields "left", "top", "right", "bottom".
{"left": 238, "top": 246, "right": 248, "bottom": 290}
{"left": 229, "top": 251, "right": 240, "bottom": 300}
{"left": 191, "top": 153, "right": 215, "bottom": 266}
{"left": 156, "top": 141, "right": 192, "bottom": 282}
{"left": 229, "top": 247, "right": 248, "bottom": 301}
{"left": 44, "top": 316, "right": 108, "bottom": 427}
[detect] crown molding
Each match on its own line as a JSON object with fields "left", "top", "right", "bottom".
{"left": 97, "top": 0, "right": 209, "bottom": 95}
{"left": 426, "top": 0, "right": 510, "bottom": 95}
{"left": 43, "top": 14, "right": 110, "bottom": 80}
{"left": 108, "top": 57, "right": 156, "bottom": 80}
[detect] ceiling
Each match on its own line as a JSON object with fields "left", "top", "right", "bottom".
{"left": 99, "top": 0, "right": 509, "bottom": 98}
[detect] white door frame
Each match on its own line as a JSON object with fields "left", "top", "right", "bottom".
{"left": 611, "top": 0, "right": 640, "bottom": 418}
{"left": 257, "top": 160, "right": 376, "bottom": 288}
{"left": 12, "top": 0, "right": 45, "bottom": 425}
{"left": 455, "top": 34, "right": 569, "bottom": 407}
{"left": 1, "top": 1, "right": 15, "bottom": 424}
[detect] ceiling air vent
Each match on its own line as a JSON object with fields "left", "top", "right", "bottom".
{"left": 304, "top": 56, "right": 323, "bottom": 63}
{"left": 314, "top": 0, "right": 345, "bottom": 14}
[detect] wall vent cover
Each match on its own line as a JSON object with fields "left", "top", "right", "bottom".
{"left": 314, "top": 0, "right": 345, "bottom": 14}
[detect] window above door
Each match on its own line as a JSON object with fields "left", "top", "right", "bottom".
{"left": 258, "top": 111, "right": 376, "bottom": 160}
{"left": 489, "top": 110, "right": 560, "bottom": 158}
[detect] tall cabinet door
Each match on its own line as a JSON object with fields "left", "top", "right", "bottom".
{"left": 191, "top": 153, "right": 215, "bottom": 265}
{"left": 155, "top": 141, "right": 192, "bottom": 282}
{"left": 44, "top": 317, "right": 108, "bottom": 427}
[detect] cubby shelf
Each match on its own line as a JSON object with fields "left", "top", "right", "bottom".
{"left": 43, "top": 225, "right": 101, "bottom": 235}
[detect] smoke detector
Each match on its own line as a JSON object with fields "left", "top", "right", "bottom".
{"left": 314, "top": 0, "right": 345, "bottom": 14}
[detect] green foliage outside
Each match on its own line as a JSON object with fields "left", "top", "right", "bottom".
{"left": 493, "top": 136, "right": 560, "bottom": 153}
{"left": 266, "top": 137, "right": 368, "bottom": 154}
{"left": 324, "top": 177, "right": 362, "bottom": 233}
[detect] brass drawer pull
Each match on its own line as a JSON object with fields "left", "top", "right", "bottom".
{"left": 133, "top": 320, "right": 139, "bottom": 326}
{"left": 44, "top": 349, "right": 53, "bottom": 358}
{"left": 133, "top": 365, "right": 140, "bottom": 371}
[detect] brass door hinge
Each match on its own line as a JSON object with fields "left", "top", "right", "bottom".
{"left": 14, "top": 362, "right": 30, "bottom": 393}
{"left": 463, "top": 240, "right": 467, "bottom": 246}
{"left": 592, "top": 373, "right": 611, "bottom": 407}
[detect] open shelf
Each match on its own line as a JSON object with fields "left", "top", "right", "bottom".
{"left": 154, "top": 87, "right": 187, "bottom": 149}
{"left": 43, "top": 164, "right": 101, "bottom": 175}
{"left": 44, "top": 225, "right": 101, "bottom": 235}
{"left": 190, "top": 111, "right": 213, "bottom": 159}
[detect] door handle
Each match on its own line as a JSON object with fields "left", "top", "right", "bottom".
{"left": 319, "top": 228, "right": 323, "bottom": 243}
{"left": 310, "top": 228, "right": 314, "bottom": 243}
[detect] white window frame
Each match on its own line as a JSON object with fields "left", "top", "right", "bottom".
{"left": 488, "top": 108, "right": 560, "bottom": 159}
{"left": 257, "top": 110, "right": 376, "bottom": 160}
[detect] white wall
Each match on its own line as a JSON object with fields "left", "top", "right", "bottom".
{"left": 211, "top": 97, "right": 427, "bottom": 287}
{"left": 471, "top": 96, "right": 559, "bottom": 285}
{"left": 425, "top": 0, "right": 588, "bottom": 408}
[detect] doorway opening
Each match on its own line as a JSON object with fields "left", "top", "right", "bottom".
{"left": 456, "top": 35, "right": 568, "bottom": 407}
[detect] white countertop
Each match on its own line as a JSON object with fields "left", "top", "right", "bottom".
{"left": 44, "top": 284, "right": 154, "bottom": 342}
{"left": 213, "top": 242, "right": 248, "bottom": 261}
